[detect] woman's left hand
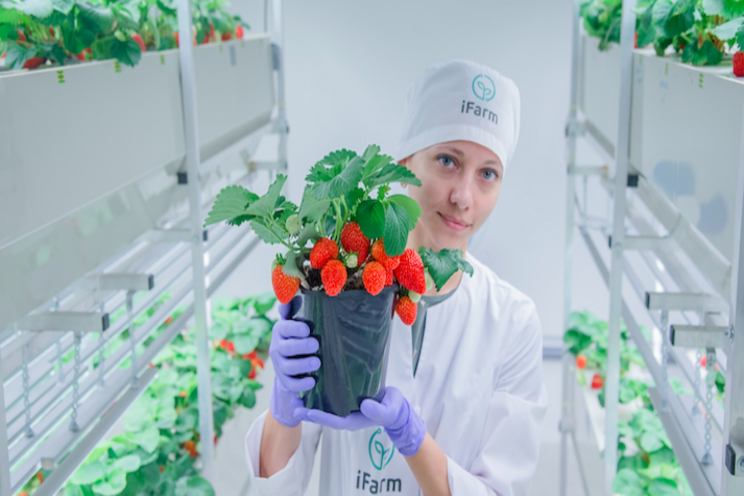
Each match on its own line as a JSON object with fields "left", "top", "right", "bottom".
{"left": 293, "top": 386, "right": 427, "bottom": 457}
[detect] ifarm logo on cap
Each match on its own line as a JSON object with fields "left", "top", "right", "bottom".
{"left": 369, "top": 428, "right": 395, "bottom": 470}
{"left": 472, "top": 74, "right": 495, "bottom": 102}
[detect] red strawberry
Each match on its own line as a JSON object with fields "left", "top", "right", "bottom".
{"left": 243, "top": 350, "right": 258, "bottom": 360}
{"left": 385, "top": 267, "right": 394, "bottom": 286}
{"left": 341, "top": 223, "right": 370, "bottom": 266}
{"left": 371, "top": 239, "right": 400, "bottom": 269}
{"left": 36, "top": 472, "right": 44, "bottom": 483}
{"left": 271, "top": 265, "right": 300, "bottom": 304}
{"left": 209, "top": 23, "right": 215, "bottom": 40}
{"left": 363, "top": 261, "right": 386, "bottom": 296}
{"left": 248, "top": 366, "right": 257, "bottom": 379}
{"left": 132, "top": 33, "right": 145, "bottom": 52}
{"left": 394, "top": 249, "right": 426, "bottom": 294}
{"left": 734, "top": 52, "right": 744, "bottom": 77}
{"left": 321, "top": 259, "right": 347, "bottom": 296}
{"left": 221, "top": 32, "right": 232, "bottom": 41}
{"left": 23, "top": 56, "right": 46, "bottom": 69}
{"left": 174, "top": 31, "right": 180, "bottom": 47}
{"left": 16, "top": 31, "right": 26, "bottom": 43}
{"left": 395, "top": 296, "right": 417, "bottom": 325}
{"left": 77, "top": 51, "right": 86, "bottom": 61}
{"left": 310, "top": 238, "right": 338, "bottom": 269}
{"left": 235, "top": 25, "right": 244, "bottom": 39}
{"left": 591, "top": 374, "right": 604, "bottom": 389}
{"left": 634, "top": 31, "right": 638, "bottom": 49}
{"left": 576, "top": 355, "right": 587, "bottom": 370}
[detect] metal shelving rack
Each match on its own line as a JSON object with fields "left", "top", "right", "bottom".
{"left": 0, "top": 0, "right": 288, "bottom": 495}
{"left": 560, "top": 1, "right": 744, "bottom": 495}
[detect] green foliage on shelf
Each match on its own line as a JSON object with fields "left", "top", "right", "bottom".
{"left": 581, "top": 0, "right": 738, "bottom": 67}
{"left": 0, "top": 0, "right": 249, "bottom": 70}
{"left": 564, "top": 310, "right": 695, "bottom": 496}
{"left": 16, "top": 292, "right": 275, "bottom": 496}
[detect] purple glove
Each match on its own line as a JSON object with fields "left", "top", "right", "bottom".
{"left": 269, "top": 296, "right": 321, "bottom": 428}
{"left": 293, "top": 387, "right": 426, "bottom": 457}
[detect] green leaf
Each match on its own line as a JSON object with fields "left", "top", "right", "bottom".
{"left": 281, "top": 251, "right": 303, "bottom": 278}
{"left": 722, "top": 0, "right": 744, "bottom": 17}
{"left": 52, "top": 0, "right": 73, "bottom": 14}
{"left": 2, "top": 0, "right": 53, "bottom": 18}
{"left": 233, "top": 334, "right": 259, "bottom": 355}
{"left": 312, "top": 156, "right": 364, "bottom": 200}
{"left": 240, "top": 387, "right": 256, "bottom": 408}
{"left": 387, "top": 195, "right": 421, "bottom": 231}
{"left": 305, "top": 149, "right": 357, "bottom": 183}
{"left": 253, "top": 292, "right": 276, "bottom": 315}
{"left": 297, "top": 223, "right": 321, "bottom": 248}
{"left": 418, "top": 248, "right": 474, "bottom": 291}
{"left": 4, "top": 43, "right": 35, "bottom": 69}
{"left": 702, "top": 0, "right": 724, "bottom": 16}
{"left": 711, "top": 17, "right": 743, "bottom": 40}
{"left": 111, "top": 37, "right": 141, "bottom": 67}
{"left": 611, "top": 468, "right": 644, "bottom": 496}
{"left": 0, "top": 6, "right": 27, "bottom": 24}
{"left": 663, "top": 0, "right": 694, "bottom": 38}
{"left": 364, "top": 162, "right": 421, "bottom": 189}
{"left": 92, "top": 468, "right": 127, "bottom": 495}
{"left": 640, "top": 431, "right": 664, "bottom": 452}
{"left": 77, "top": 2, "right": 115, "bottom": 34}
{"left": 636, "top": 3, "right": 657, "bottom": 47}
{"left": 113, "top": 455, "right": 141, "bottom": 473}
{"left": 299, "top": 185, "right": 331, "bottom": 224}
{"left": 71, "top": 461, "right": 106, "bottom": 485}
{"left": 362, "top": 152, "right": 393, "bottom": 179}
{"left": 175, "top": 476, "right": 215, "bottom": 496}
{"left": 248, "top": 219, "right": 286, "bottom": 245}
{"left": 648, "top": 478, "right": 679, "bottom": 496}
{"left": 356, "top": 200, "right": 386, "bottom": 239}
{"left": 382, "top": 202, "right": 410, "bottom": 257}
{"left": 245, "top": 174, "right": 287, "bottom": 220}
{"left": 129, "top": 426, "right": 160, "bottom": 453}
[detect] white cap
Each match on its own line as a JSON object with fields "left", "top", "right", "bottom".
{"left": 396, "top": 59, "right": 521, "bottom": 172}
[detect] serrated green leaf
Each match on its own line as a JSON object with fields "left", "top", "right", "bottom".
{"left": 204, "top": 185, "right": 258, "bottom": 227}
{"left": 111, "top": 37, "right": 141, "bottom": 67}
{"left": 364, "top": 162, "right": 421, "bottom": 189}
{"left": 361, "top": 144, "right": 381, "bottom": 162}
{"left": 297, "top": 223, "right": 321, "bottom": 247}
{"left": 663, "top": 0, "right": 694, "bottom": 38}
{"left": 4, "top": 43, "right": 35, "bottom": 69}
{"left": 345, "top": 186, "right": 365, "bottom": 214}
{"left": 245, "top": 174, "right": 286, "bottom": 220}
{"left": 305, "top": 149, "right": 357, "bottom": 183}
{"left": 113, "top": 454, "right": 141, "bottom": 473}
{"left": 312, "top": 156, "right": 364, "bottom": 200}
{"left": 640, "top": 431, "right": 664, "bottom": 452}
{"left": 356, "top": 200, "right": 386, "bottom": 239}
{"left": 387, "top": 195, "right": 421, "bottom": 230}
{"left": 648, "top": 478, "right": 679, "bottom": 496}
{"left": 175, "top": 476, "right": 215, "bottom": 496}
{"left": 0, "top": 6, "right": 27, "bottom": 24}
{"left": 702, "top": 0, "right": 724, "bottom": 16}
{"left": 281, "top": 251, "right": 303, "bottom": 278}
{"left": 77, "top": 2, "right": 115, "bottom": 33}
{"left": 299, "top": 185, "right": 331, "bottom": 223}
{"left": 129, "top": 426, "right": 160, "bottom": 453}
{"left": 722, "top": 0, "right": 744, "bottom": 17}
{"left": 382, "top": 203, "right": 409, "bottom": 257}
{"left": 248, "top": 219, "right": 286, "bottom": 244}
{"left": 611, "top": 468, "right": 644, "bottom": 496}
{"left": 418, "top": 248, "right": 474, "bottom": 291}
{"left": 240, "top": 387, "right": 256, "bottom": 408}
{"left": 710, "top": 17, "right": 743, "bottom": 40}
{"left": 71, "top": 461, "right": 106, "bottom": 485}
{"left": 2, "top": 0, "right": 53, "bottom": 18}
{"left": 274, "top": 201, "right": 298, "bottom": 230}
{"left": 92, "top": 468, "right": 127, "bottom": 496}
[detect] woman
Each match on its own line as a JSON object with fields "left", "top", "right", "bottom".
{"left": 244, "top": 60, "right": 547, "bottom": 496}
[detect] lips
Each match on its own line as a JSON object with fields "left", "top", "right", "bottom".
{"left": 438, "top": 212, "right": 471, "bottom": 232}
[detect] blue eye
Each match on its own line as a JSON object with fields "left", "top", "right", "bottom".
{"left": 482, "top": 169, "right": 499, "bottom": 181}
{"left": 438, "top": 155, "right": 456, "bottom": 168}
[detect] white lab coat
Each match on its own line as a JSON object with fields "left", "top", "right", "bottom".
{"left": 244, "top": 254, "right": 548, "bottom": 495}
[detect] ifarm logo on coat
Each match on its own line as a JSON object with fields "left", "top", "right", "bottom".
{"left": 369, "top": 428, "right": 395, "bottom": 470}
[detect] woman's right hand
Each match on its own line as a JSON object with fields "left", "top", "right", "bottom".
{"left": 268, "top": 296, "right": 321, "bottom": 428}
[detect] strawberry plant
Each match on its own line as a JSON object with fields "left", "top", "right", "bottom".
{"left": 204, "top": 144, "right": 473, "bottom": 318}
{"left": 15, "top": 293, "right": 274, "bottom": 496}
{"left": 564, "top": 311, "right": 698, "bottom": 496}
{"left": 0, "top": 0, "right": 249, "bottom": 70}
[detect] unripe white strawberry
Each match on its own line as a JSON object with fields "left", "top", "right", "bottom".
{"left": 286, "top": 214, "right": 300, "bottom": 235}
{"left": 409, "top": 291, "right": 422, "bottom": 303}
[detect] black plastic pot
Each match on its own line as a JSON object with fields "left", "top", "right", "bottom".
{"left": 299, "top": 286, "right": 396, "bottom": 417}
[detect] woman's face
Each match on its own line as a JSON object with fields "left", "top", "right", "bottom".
{"left": 401, "top": 140, "right": 503, "bottom": 252}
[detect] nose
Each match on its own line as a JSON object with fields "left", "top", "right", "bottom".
{"left": 449, "top": 175, "right": 473, "bottom": 210}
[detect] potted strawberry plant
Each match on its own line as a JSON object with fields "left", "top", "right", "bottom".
{"left": 204, "top": 145, "right": 472, "bottom": 416}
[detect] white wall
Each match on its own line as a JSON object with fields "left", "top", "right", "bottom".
{"left": 225, "top": 0, "right": 577, "bottom": 338}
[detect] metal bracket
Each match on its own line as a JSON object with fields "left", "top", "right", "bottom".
{"left": 271, "top": 43, "right": 281, "bottom": 71}
{"left": 725, "top": 441, "right": 744, "bottom": 477}
{"left": 16, "top": 312, "right": 110, "bottom": 333}
{"left": 669, "top": 324, "right": 732, "bottom": 349}
{"left": 609, "top": 234, "right": 675, "bottom": 251}
{"left": 565, "top": 119, "right": 585, "bottom": 138}
{"left": 645, "top": 292, "right": 728, "bottom": 313}
{"left": 82, "top": 273, "right": 154, "bottom": 292}
{"left": 177, "top": 172, "right": 188, "bottom": 184}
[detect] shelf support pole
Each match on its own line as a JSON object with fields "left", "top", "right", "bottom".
{"left": 560, "top": 2, "right": 581, "bottom": 496}
{"left": 271, "top": 0, "right": 288, "bottom": 174}
{"left": 604, "top": 1, "right": 636, "bottom": 494}
{"left": 176, "top": 0, "right": 214, "bottom": 482}
{"left": 721, "top": 98, "right": 744, "bottom": 493}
